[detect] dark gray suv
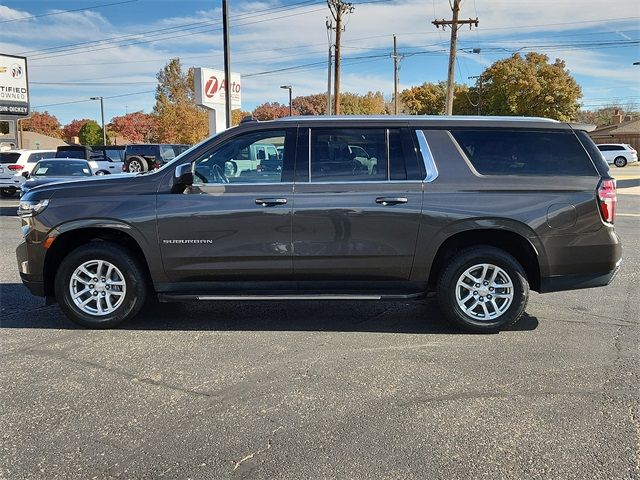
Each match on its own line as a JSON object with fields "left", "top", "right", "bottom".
{"left": 16, "top": 116, "right": 622, "bottom": 332}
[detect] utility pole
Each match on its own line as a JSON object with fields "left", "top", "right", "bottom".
{"left": 432, "top": 0, "right": 478, "bottom": 115}
{"left": 222, "top": 0, "right": 232, "bottom": 128}
{"left": 392, "top": 35, "right": 403, "bottom": 115}
{"left": 326, "top": 18, "right": 333, "bottom": 115}
{"left": 327, "top": 0, "right": 354, "bottom": 115}
{"left": 468, "top": 74, "right": 483, "bottom": 115}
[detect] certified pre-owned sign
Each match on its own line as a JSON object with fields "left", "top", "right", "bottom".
{"left": 0, "top": 54, "right": 29, "bottom": 116}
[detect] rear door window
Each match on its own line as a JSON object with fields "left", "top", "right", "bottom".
{"left": 310, "top": 128, "right": 387, "bottom": 182}
{"left": 450, "top": 129, "right": 596, "bottom": 176}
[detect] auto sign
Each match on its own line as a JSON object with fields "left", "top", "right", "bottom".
{"left": 0, "top": 54, "right": 29, "bottom": 117}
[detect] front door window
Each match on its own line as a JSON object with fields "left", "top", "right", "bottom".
{"left": 194, "top": 131, "right": 287, "bottom": 184}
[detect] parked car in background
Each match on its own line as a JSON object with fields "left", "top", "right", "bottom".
{"left": 0, "top": 149, "right": 56, "bottom": 197}
{"left": 16, "top": 116, "right": 621, "bottom": 333}
{"left": 123, "top": 144, "right": 189, "bottom": 173}
{"left": 596, "top": 143, "right": 638, "bottom": 167}
{"left": 55, "top": 145, "right": 118, "bottom": 175}
{"left": 90, "top": 145, "right": 125, "bottom": 174}
{"left": 20, "top": 159, "right": 94, "bottom": 196}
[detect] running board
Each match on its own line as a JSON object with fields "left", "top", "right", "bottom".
{"left": 158, "top": 292, "right": 425, "bottom": 302}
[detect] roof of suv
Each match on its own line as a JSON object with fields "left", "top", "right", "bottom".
{"left": 241, "top": 115, "right": 573, "bottom": 130}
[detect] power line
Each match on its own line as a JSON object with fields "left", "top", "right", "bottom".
{"left": 32, "top": 90, "right": 156, "bottom": 109}
{"left": 0, "top": 0, "right": 138, "bottom": 24}
{"left": 21, "top": 1, "right": 323, "bottom": 58}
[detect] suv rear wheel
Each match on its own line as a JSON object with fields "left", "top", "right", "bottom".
{"left": 55, "top": 242, "right": 147, "bottom": 328}
{"left": 613, "top": 156, "right": 627, "bottom": 168}
{"left": 126, "top": 156, "right": 148, "bottom": 173}
{"left": 437, "top": 246, "right": 529, "bottom": 333}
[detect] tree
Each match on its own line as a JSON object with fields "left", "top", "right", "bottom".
{"left": 401, "top": 82, "right": 475, "bottom": 115}
{"left": 108, "top": 112, "right": 158, "bottom": 142}
{"left": 252, "top": 102, "right": 296, "bottom": 120}
{"left": 21, "top": 111, "right": 62, "bottom": 138}
{"left": 340, "top": 91, "right": 386, "bottom": 115}
{"left": 480, "top": 52, "right": 582, "bottom": 121}
{"left": 232, "top": 109, "right": 252, "bottom": 126}
{"left": 78, "top": 120, "right": 103, "bottom": 145}
{"left": 153, "top": 58, "right": 208, "bottom": 144}
{"left": 292, "top": 94, "right": 327, "bottom": 115}
{"left": 62, "top": 119, "right": 92, "bottom": 142}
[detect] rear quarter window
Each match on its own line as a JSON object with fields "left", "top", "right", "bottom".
{"left": 450, "top": 129, "right": 596, "bottom": 176}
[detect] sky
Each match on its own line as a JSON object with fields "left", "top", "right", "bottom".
{"left": 1, "top": 0, "right": 639, "bottom": 125}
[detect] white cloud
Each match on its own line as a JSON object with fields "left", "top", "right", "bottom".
{"left": 2, "top": 0, "right": 638, "bottom": 123}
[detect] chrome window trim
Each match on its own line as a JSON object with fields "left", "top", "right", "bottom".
{"left": 298, "top": 180, "right": 423, "bottom": 185}
{"left": 197, "top": 182, "right": 294, "bottom": 187}
{"left": 415, "top": 130, "right": 439, "bottom": 183}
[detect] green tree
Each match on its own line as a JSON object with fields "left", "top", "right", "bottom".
{"left": 153, "top": 58, "right": 208, "bottom": 144}
{"left": 480, "top": 52, "right": 582, "bottom": 120}
{"left": 400, "top": 82, "right": 475, "bottom": 115}
{"left": 78, "top": 120, "right": 103, "bottom": 145}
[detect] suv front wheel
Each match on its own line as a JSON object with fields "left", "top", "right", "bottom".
{"left": 437, "top": 246, "right": 529, "bottom": 333}
{"left": 55, "top": 242, "right": 147, "bottom": 328}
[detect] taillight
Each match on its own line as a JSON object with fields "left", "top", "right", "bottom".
{"left": 8, "top": 164, "right": 23, "bottom": 171}
{"left": 597, "top": 178, "right": 616, "bottom": 224}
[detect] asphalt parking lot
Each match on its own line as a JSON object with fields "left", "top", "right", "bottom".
{"left": 1, "top": 169, "right": 639, "bottom": 479}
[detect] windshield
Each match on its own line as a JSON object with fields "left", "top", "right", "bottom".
{"left": 33, "top": 161, "right": 92, "bottom": 177}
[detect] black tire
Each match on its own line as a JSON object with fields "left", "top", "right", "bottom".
{"left": 126, "top": 156, "right": 148, "bottom": 173}
{"left": 0, "top": 187, "right": 17, "bottom": 197}
{"left": 54, "top": 242, "right": 148, "bottom": 328}
{"left": 437, "top": 246, "right": 529, "bottom": 333}
{"left": 613, "top": 156, "right": 627, "bottom": 168}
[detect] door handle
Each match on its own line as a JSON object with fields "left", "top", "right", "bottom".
{"left": 255, "top": 198, "right": 288, "bottom": 207}
{"left": 375, "top": 197, "right": 408, "bottom": 206}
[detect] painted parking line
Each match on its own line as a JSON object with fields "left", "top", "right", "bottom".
{"left": 617, "top": 213, "right": 640, "bottom": 217}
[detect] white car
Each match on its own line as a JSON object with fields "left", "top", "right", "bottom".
{"left": 596, "top": 143, "right": 638, "bottom": 167}
{"left": 0, "top": 149, "right": 56, "bottom": 197}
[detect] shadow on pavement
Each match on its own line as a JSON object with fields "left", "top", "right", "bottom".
{"left": 617, "top": 178, "right": 640, "bottom": 188}
{"left": 0, "top": 282, "right": 539, "bottom": 334}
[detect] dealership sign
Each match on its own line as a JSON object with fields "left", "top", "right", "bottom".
{"left": 194, "top": 67, "right": 241, "bottom": 110}
{"left": 0, "top": 54, "right": 29, "bottom": 116}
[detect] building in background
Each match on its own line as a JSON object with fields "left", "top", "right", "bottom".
{"left": 590, "top": 109, "right": 640, "bottom": 151}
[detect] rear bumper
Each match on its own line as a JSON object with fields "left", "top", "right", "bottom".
{"left": 539, "top": 258, "right": 622, "bottom": 293}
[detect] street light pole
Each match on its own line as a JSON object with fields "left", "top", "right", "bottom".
{"left": 90, "top": 96, "right": 106, "bottom": 145}
{"left": 280, "top": 85, "right": 292, "bottom": 116}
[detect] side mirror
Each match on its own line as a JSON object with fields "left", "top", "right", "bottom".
{"left": 22, "top": 171, "right": 29, "bottom": 179}
{"left": 173, "top": 163, "right": 193, "bottom": 192}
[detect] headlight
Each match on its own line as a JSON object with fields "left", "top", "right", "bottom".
{"left": 17, "top": 199, "right": 49, "bottom": 218}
